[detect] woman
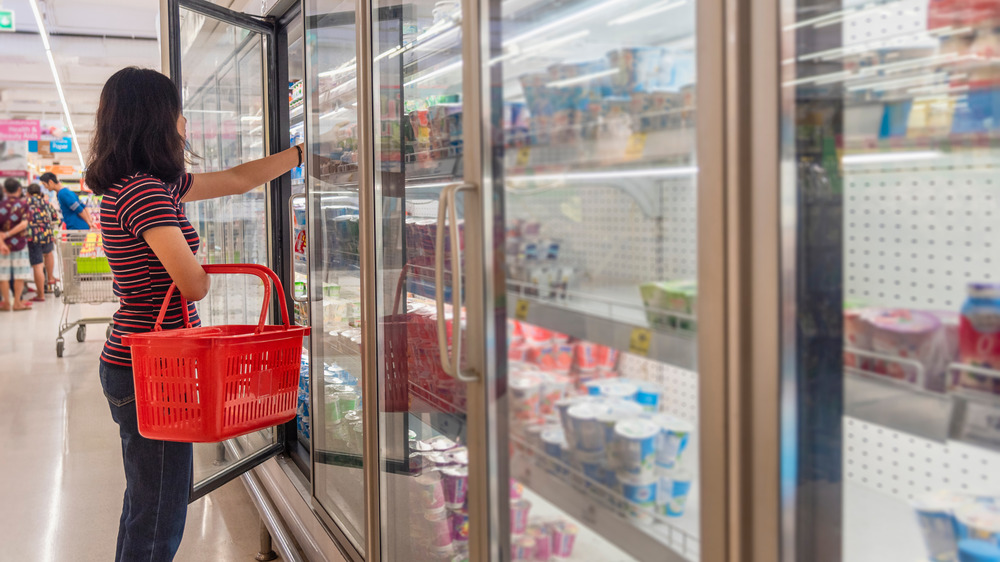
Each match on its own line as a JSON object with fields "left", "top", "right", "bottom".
{"left": 86, "top": 67, "right": 302, "bottom": 561}
{"left": 25, "top": 182, "right": 60, "bottom": 301}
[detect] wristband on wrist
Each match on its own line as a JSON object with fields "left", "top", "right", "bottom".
{"left": 295, "top": 145, "right": 302, "bottom": 167}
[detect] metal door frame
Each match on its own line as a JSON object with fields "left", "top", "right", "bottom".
{"left": 162, "top": 0, "right": 291, "bottom": 504}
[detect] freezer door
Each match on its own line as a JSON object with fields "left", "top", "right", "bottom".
{"left": 164, "top": 0, "right": 287, "bottom": 503}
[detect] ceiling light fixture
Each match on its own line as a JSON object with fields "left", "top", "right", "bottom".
{"left": 28, "top": 0, "right": 85, "bottom": 169}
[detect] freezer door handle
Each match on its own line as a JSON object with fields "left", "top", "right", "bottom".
{"left": 289, "top": 193, "right": 307, "bottom": 304}
{"left": 435, "top": 182, "right": 479, "bottom": 383}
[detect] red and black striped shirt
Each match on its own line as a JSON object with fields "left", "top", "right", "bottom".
{"left": 100, "top": 173, "right": 201, "bottom": 367}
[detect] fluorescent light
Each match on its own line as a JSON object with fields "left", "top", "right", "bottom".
{"left": 404, "top": 60, "right": 463, "bottom": 88}
{"left": 184, "top": 109, "right": 235, "bottom": 114}
{"left": 609, "top": 0, "right": 685, "bottom": 26}
{"left": 547, "top": 68, "right": 618, "bottom": 88}
{"left": 842, "top": 151, "right": 941, "bottom": 165}
{"left": 29, "top": 0, "right": 84, "bottom": 168}
{"left": 508, "top": 167, "right": 698, "bottom": 182}
{"left": 515, "top": 30, "right": 590, "bottom": 60}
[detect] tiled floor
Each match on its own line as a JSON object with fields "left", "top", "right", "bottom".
{"left": 0, "top": 295, "right": 270, "bottom": 561}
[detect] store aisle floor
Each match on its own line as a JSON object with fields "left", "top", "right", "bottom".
{"left": 0, "top": 297, "right": 270, "bottom": 561}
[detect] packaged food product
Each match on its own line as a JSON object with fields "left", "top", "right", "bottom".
{"left": 615, "top": 418, "right": 659, "bottom": 482}
{"left": 573, "top": 341, "right": 599, "bottom": 372}
{"left": 510, "top": 375, "right": 543, "bottom": 423}
{"left": 958, "top": 283, "right": 1000, "bottom": 395}
{"left": 567, "top": 402, "right": 608, "bottom": 452}
{"left": 511, "top": 499, "right": 533, "bottom": 535}
{"left": 511, "top": 535, "right": 536, "bottom": 560}
{"left": 576, "top": 449, "right": 606, "bottom": 482}
{"left": 867, "top": 309, "right": 944, "bottom": 385}
{"left": 640, "top": 280, "right": 697, "bottom": 332}
{"left": 957, "top": 503, "right": 1000, "bottom": 545}
{"left": 509, "top": 479, "right": 524, "bottom": 500}
{"left": 652, "top": 414, "right": 694, "bottom": 469}
{"left": 621, "top": 480, "right": 657, "bottom": 507}
{"left": 528, "top": 524, "right": 552, "bottom": 561}
{"left": 441, "top": 467, "right": 469, "bottom": 510}
{"left": 958, "top": 539, "right": 1000, "bottom": 562}
{"left": 844, "top": 306, "right": 874, "bottom": 370}
{"left": 540, "top": 427, "right": 566, "bottom": 460}
{"left": 635, "top": 382, "right": 664, "bottom": 412}
{"left": 539, "top": 373, "right": 571, "bottom": 415}
{"left": 449, "top": 509, "right": 469, "bottom": 544}
{"left": 412, "top": 470, "right": 447, "bottom": 513}
{"left": 657, "top": 466, "right": 694, "bottom": 517}
{"left": 602, "top": 381, "right": 638, "bottom": 401}
{"left": 548, "top": 521, "right": 578, "bottom": 558}
{"left": 913, "top": 490, "right": 970, "bottom": 561}
{"left": 426, "top": 508, "right": 454, "bottom": 548}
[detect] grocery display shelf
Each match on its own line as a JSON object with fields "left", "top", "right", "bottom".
{"left": 510, "top": 433, "right": 698, "bottom": 562}
{"left": 507, "top": 280, "right": 697, "bottom": 372}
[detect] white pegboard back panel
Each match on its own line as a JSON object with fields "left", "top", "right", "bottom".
{"left": 844, "top": 152, "right": 1000, "bottom": 310}
{"left": 844, "top": 416, "right": 1000, "bottom": 502}
{"left": 504, "top": 179, "right": 698, "bottom": 288}
{"left": 841, "top": 0, "right": 932, "bottom": 49}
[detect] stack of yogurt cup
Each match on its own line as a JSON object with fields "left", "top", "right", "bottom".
{"left": 538, "top": 390, "right": 696, "bottom": 519}
{"left": 509, "top": 479, "right": 579, "bottom": 561}
{"left": 407, "top": 436, "right": 470, "bottom": 560}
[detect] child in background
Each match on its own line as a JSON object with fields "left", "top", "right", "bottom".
{"left": 25, "top": 182, "right": 60, "bottom": 302}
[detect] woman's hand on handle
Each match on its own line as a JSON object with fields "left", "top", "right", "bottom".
{"left": 183, "top": 144, "right": 303, "bottom": 203}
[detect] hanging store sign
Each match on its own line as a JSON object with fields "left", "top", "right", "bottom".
{"left": 0, "top": 10, "right": 14, "bottom": 32}
{"left": 50, "top": 138, "right": 73, "bottom": 152}
{"left": 0, "top": 120, "right": 40, "bottom": 141}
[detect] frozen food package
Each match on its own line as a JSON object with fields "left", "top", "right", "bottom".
{"left": 639, "top": 280, "right": 697, "bottom": 332}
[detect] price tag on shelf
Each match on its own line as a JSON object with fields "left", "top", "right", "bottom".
{"left": 514, "top": 299, "right": 531, "bottom": 322}
{"left": 628, "top": 327, "right": 652, "bottom": 356}
{"left": 624, "top": 132, "right": 647, "bottom": 161}
{"left": 516, "top": 146, "right": 531, "bottom": 167}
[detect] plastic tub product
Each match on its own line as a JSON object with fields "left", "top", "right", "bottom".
{"left": 957, "top": 503, "right": 1000, "bottom": 545}
{"left": 541, "top": 427, "right": 567, "bottom": 460}
{"left": 959, "top": 540, "right": 1000, "bottom": 562}
{"left": 913, "top": 490, "right": 969, "bottom": 561}
{"left": 614, "top": 418, "right": 660, "bottom": 481}
{"left": 635, "top": 382, "right": 664, "bottom": 412}
{"left": 511, "top": 535, "right": 536, "bottom": 560}
{"left": 441, "top": 467, "right": 469, "bottom": 510}
{"left": 412, "top": 470, "right": 446, "bottom": 512}
{"left": 652, "top": 414, "right": 694, "bottom": 469}
{"left": 567, "top": 402, "right": 608, "bottom": 452}
{"left": 510, "top": 375, "right": 543, "bottom": 423}
{"left": 548, "top": 521, "right": 578, "bottom": 558}
{"left": 603, "top": 381, "right": 639, "bottom": 401}
{"left": 511, "top": 499, "right": 533, "bottom": 535}
{"left": 657, "top": 466, "right": 694, "bottom": 517}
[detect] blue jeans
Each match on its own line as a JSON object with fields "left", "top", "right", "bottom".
{"left": 99, "top": 361, "right": 192, "bottom": 561}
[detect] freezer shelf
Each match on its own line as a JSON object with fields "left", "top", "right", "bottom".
{"left": 510, "top": 432, "right": 699, "bottom": 562}
{"left": 507, "top": 283, "right": 697, "bottom": 372}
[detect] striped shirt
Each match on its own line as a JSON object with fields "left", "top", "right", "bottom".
{"left": 100, "top": 173, "right": 201, "bottom": 367}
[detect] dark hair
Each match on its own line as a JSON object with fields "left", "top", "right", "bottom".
{"left": 3, "top": 178, "right": 21, "bottom": 195}
{"left": 27, "top": 183, "right": 43, "bottom": 196}
{"left": 86, "top": 67, "right": 186, "bottom": 195}
{"left": 38, "top": 172, "right": 58, "bottom": 185}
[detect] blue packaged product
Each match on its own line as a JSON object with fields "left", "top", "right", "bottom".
{"left": 959, "top": 540, "right": 1000, "bottom": 562}
{"left": 541, "top": 427, "right": 566, "bottom": 461}
{"left": 634, "top": 383, "right": 664, "bottom": 412}
{"left": 614, "top": 418, "right": 659, "bottom": 481}
{"left": 913, "top": 491, "right": 967, "bottom": 561}
{"left": 652, "top": 414, "right": 693, "bottom": 469}
{"left": 657, "top": 467, "right": 693, "bottom": 517}
{"left": 621, "top": 480, "right": 657, "bottom": 507}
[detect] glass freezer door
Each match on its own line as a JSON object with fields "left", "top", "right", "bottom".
{"left": 490, "top": 0, "right": 702, "bottom": 560}
{"left": 780, "top": 1, "right": 1000, "bottom": 561}
{"left": 167, "top": 0, "right": 287, "bottom": 502}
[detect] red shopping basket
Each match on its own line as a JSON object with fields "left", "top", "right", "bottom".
{"left": 121, "top": 264, "right": 310, "bottom": 442}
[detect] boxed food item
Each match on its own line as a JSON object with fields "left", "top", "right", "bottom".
{"left": 639, "top": 280, "right": 697, "bottom": 332}
{"left": 958, "top": 283, "right": 1000, "bottom": 395}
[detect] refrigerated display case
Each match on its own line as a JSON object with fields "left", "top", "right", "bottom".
{"left": 779, "top": 1, "right": 1000, "bottom": 561}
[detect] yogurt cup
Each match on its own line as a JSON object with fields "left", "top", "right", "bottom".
{"left": 449, "top": 509, "right": 469, "bottom": 543}
{"left": 528, "top": 524, "right": 552, "bottom": 560}
{"left": 426, "top": 508, "right": 454, "bottom": 548}
{"left": 510, "top": 499, "right": 532, "bottom": 535}
{"left": 621, "top": 480, "right": 657, "bottom": 507}
{"left": 653, "top": 415, "right": 693, "bottom": 469}
{"left": 603, "top": 381, "right": 639, "bottom": 402}
{"left": 634, "top": 382, "right": 664, "bottom": 412}
{"left": 412, "top": 470, "right": 446, "bottom": 512}
{"left": 510, "top": 375, "right": 543, "bottom": 423}
{"left": 441, "top": 467, "right": 469, "bottom": 510}
{"left": 614, "top": 418, "right": 659, "bottom": 481}
{"left": 548, "top": 521, "right": 578, "bottom": 557}
{"left": 657, "top": 467, "right": 694, "bottom": 517}
{"left": 567, "top": 402, "right": 608, "bottom": 452}
{"left": 913, "top": 490, "right": 968, "bottom": 560}
{"left": 540, "top": 427, "right": 567, "bottom": 460}
{"left": 958, "top": 539, "right": 1000, "bottom": 562}
{"left": 511, "top": 535, "right": 536, "bottom": 560}
{"left": 576, "top": 449, "right": 606, "bottom": 482}
{"left": 957, "top": 503, "right": 1000, "bottom": 545}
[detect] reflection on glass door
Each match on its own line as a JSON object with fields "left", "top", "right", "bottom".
{"left": 372, "top": 0, "right": 471, "bottom": 560}
{"left": 782, "top": 1, "right": 1000, "bottom": 561}
{"left": 305, "top": 0, "right": 366, "bottom": 555}
{"left": 177, "top": 6, "right": 275, "bottom": 491}
{"left": 495, "top": 0, "right": 701, "bottom": 560}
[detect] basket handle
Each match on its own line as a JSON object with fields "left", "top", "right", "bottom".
{"left": 154, "top": 264, "right": 290, "bottom": 334}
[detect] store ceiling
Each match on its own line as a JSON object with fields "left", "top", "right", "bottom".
{"left": 0, "top": 0, "right": 267, "bottom": 170}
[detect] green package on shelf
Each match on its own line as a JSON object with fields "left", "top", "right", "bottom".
{"left": 77, "top": 257, "right": 111, "bottom": 274}
{"left": 640, "top": 280, "right": 697, "bottom": 332}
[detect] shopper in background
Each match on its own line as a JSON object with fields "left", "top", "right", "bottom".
{"left": 87, "top": 66, "right": 303, "bottom": 562}
{"left": 42, "top": 172, "right": 94, "bottom": 230}
{"left": 0, "top": 178, "right": 33, "bottom": 311}
{"left": 25, "top": 182, "right": 60, "bottom": 302}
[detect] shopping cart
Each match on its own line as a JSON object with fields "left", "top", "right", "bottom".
{"left": 56, "top": 230, "right": 116, "bottom": 357}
